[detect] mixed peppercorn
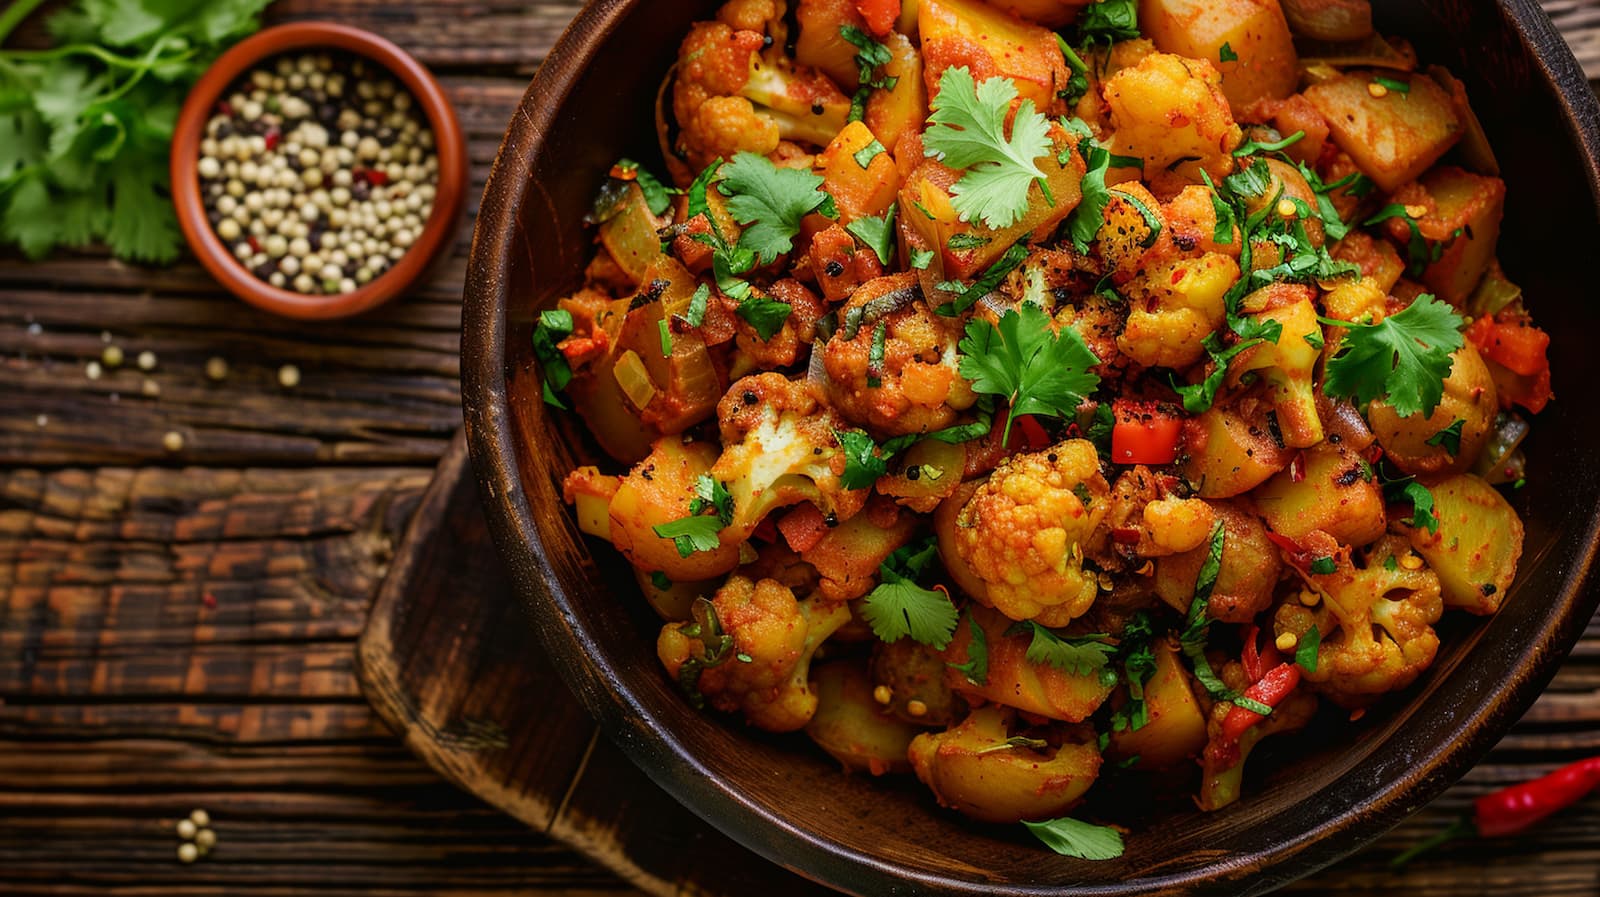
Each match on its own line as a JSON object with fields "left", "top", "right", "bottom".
{"left": 196, "top": 51, "right": 438, "bottom": 296}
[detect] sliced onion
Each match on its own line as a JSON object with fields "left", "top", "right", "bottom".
{"left": 1282, "top": 0, "right": 1373, "bottom": 42}
{"left": 613, "top": 349, "right": 659, "bottom": 411}
{"left": 806, "top": 342, "right": 832, "bottom": 391}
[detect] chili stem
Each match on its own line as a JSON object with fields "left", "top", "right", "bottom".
{"left": 1389, "top": 815, "right": 1474, "bottom": 868}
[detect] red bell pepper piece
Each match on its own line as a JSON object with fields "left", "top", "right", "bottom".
{"left": 777, "top": 503, "right": 829, "bottom": 553}
{"left": 855, "top": 0, "right": 900, "bottom": 36}
{"left": 1109, "top": 400, "right": 1182, "bottom": 465}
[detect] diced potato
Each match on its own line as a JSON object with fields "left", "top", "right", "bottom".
{"left": 1253, "top": 441, "right": 1387, "bottom": 546}
{"left": 1106, "top": 640, "right": 1208, "bottom": 769}
{"left": 1155, "top": 499, "right": 1282, "bottom": 621}
{"left": 815, "top": 120, "right": 901, "bottom": 226}
{"left": 1367, "top": 344, "right": 1498, "bottom": 478}
{"left": 918, "top": 0, "right": 1069, "bottom": 110}
{"left": 991, "top": 0, "right": 1094, "bottom": 27}
{"left": 1303, "top": 70, "right": 1463, "bottom": 192}
{"left": 807, "top": 660, "right": 924, "bottom": 775}
{"left": 801, "top": 495, "right": 919, "bottom": 601}
{"left": 1332, "top": 231, "right": 1404, "bottom": 295}
{"left": 564, "top": 466, "right": 619, "bottom": 540}
{"left": 1406, "top": 166, "right": 1506, "bottom": 306}
{"left": 1138, "top": 0, "right": 1299, "bottom": 111}
{"left": 866, "top": 32, "right": 929, "bottom": 152}
{"left": 1104, "top": 52, "right": 1243, "bottom": 187}
{"left": 597, "top": 182, "right": 665, "bottom": 284}
{"left": 934, "top": 480, "right": 990, "bottom": 601}
{"left": 795, "top": 0, "right": 869, "bottom": 89}
{"left": 1180, "top": 401, "right": 1292, "bottom": 498}
{"left": 900, "top": 124, "right": 1086, "bottom": 279}
{"left": 631, "top": 566, "right": 719, "bottom": 621}
{"left": 1279, "top": 0, "right": 1373, "bottom": 41}
{"left": 908, "top": 705, "right": 1101, "bottom": 823}
{"left": 941, "top": 606, "right": 1115, "bottom": 723}
{"left": 1404, "top": 473, "right": 1522, "bottom": 615}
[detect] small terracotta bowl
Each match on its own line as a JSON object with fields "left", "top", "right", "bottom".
{"left": 171, "top": 22, "right": 467, "bottom": 320}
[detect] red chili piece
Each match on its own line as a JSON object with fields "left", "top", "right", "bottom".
{"left": 1474, "top": 756, "right": 1600, "bottom": 837}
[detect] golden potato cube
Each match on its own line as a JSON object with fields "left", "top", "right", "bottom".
{"left": 918, "top": 0, "right": 1068, "bottom": 110}
{"left": 1104, "top": 52, "right": 1243, "bottom": 187}
{"left": 1414, "top": 166, "right": 1506, "bottom": 306}
{"left": 1254, "top": 442, "right": 1387, "bottom": 547}
{"left": 1304, "top": 71, "right": 1463, "bottom": 192}
{"left": 1106, "top": 639, "right": 1208, "bottom": 770}
{"left": 1138, "top": 0, "right": 1299, "bottom": 111}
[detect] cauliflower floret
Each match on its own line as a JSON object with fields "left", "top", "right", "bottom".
{"left": 1228, "top": 286, "right": 1324, "bottom": 449}
{"left": 1117, "top": 251, "right": 1239, "bottom": 370}
{"left": 728, "top": 278, "right": 827, "bottom": 376}
{"left": 657, "top": 576, "right": 850, "bottom": 731}
{"left": 1104, "top": 52, "right": 1243, "bottom": 191}
{"left": 712, "top": 372, "right": 870, "bottom": 536}
{"left": 907, "top": 706, "right": 1102, "bottom": 824}
{"left": 820, "top": 274, "right": 976, "bottom": 436}
{"left": 952, "top": 440, "right": 1110, "bottom": 627}
{"left": 673, "top": 21, "right": 851, "bottom": 171}
{"left": 1093, "top": 465, "right": 1216, "bottom": 568}
{"left": 1197, "top": 659, "right": 1318, "bottom": 811}
{"left": 1273, "top": 535, "right": 1444, "bottom": 706}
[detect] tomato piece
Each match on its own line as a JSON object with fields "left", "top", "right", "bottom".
{"left": 777, "top": 502, "right": 829, "bottom": 553}
{"left": 1466, "top": 314, "right": 1550, "bottom": 377}
{"left": 1110, "top": 400, "right": 1183, "bottom": 465}
{"left": 855, "top": 0, "right": 900, "bottom": 36}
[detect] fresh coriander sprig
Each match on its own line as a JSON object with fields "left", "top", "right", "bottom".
{"left": 923, "top": 67, "right": 1052, "bottom": 230}
{"left": 958, "top": 302, "right": 1101, "bottom": 443}
{"left": 860, "top": 538, "right": 960, "bottom": 649}
{"left": 1321, "top": 293, "right": 1464, "bottom": 418}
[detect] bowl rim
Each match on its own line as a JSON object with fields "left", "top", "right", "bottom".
{"left": 462, "top": 1, "right": 1600, "bottom": 893}
{"left": 170, "top": 21, "right": 468, "bottom": 321}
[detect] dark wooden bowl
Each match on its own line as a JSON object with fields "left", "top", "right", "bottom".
{"left": 172, "top": 22, "right": 468, "bottom": 320}
{"left": 462, "top": 3, "right": 1600, "bottom": 893}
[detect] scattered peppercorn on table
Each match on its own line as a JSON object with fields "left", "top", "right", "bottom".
{"left": 2, "top": 1, "right": 1599, "bottom": 895}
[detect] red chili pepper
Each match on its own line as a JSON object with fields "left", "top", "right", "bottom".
{"left": 1219, "top": 662, "right": 1300, "bottom": 744}
{"left": 1392, "top": 755, "right": 1600, "bottom": 866}
{"left": 1240, "top": 625, "right": 1281, "bottom": 683}
{"left": 1109, "top": 399, "right": 1182, "bottom": 465}
{"left": 1287, "top": 450, "right": 1306, "bottom": 483}
{"left": 264, "top": 127, "right": 280, "bottom": 151}
{"left": 854, "top": 0, "right": 900, "bottom": 35}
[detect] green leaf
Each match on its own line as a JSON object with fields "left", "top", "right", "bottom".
{"left": 1232, "top": 130, "right": 1305, "bottom": 158}
{"left": 1426, "top": 419, "right": 1465, "bottom": 456}
{"left": 910, "top": 247, "right": 935, "bottom": 269}
{"left": 532, "top": 309, "right": 575, "bottom": 409}
{"left": 1012, "top": 621, "right": 1117, "bottom": 677}
{"left": 1076, "top": 0, "right": 1139, "bottom": 43}
{"left": 1024, "top": 817, "right": 1125, "bottom": 861}
{"left": 937, "top": 240, "right": 1029, "bottom": 316}
{"left": 836, "top": 429, "right": 887, "bottom": 489}
{"left": 650, "top": 571, "right": 673, "bottom": 590}
{"left": 846, "top": 202, "right": 897, "bottom": 267}
{"left": 1374, "top": 74, "right": 1411, "bottom": 95}
{"left": 1296, "top": 625, "right": 1321, "bottom": 673}
{"left": 688, "top": 474, "right": 735, "bottom": 524}
{"left": 735, "top": 291, "right": 792, "bottom": 340}
{"left": 1065, "top": 122, "right": 1111, "bottom": 253}
{"left": 948, "top": 613, "right": 989, "bottom": 685}
{"left": 1401, "top": 480, "right": 1440, "bottom": 534}
{"left": 923, "top": 67, "right": 1051, "bottom": 229}
{"left": 718, "top": 152, "right": 833, "bottom": 264}
{"left": 853, "top": 138, "right": 886, "bottom": 170}
{"left": 958, "top": 302, "right": 1101, "bottom": 442}
{"left": 617, "top": 157, "right": 673, "bottom": 216}
{"left": 1219, "top": 41, "right": 1238, "bottom": 63}
{"left": 1322, "top": 294, "right": 1465, "bottom": 417}
{"left": 866, "top": 319, "right": 887, "bottom": 388}
{"left": 1309, "top": 556, "right": 1336, "bottom": 575}
{"left": 685, "top": 284, "right": 710, "bottom": 327}
{"left": 652, "top": 515, "right": 724, "bottom": 558}
{"left": 658, "top": 318, "right": 673, "bottom": 357}
{"left": 861, "top": 539, "right": 959, "bottom": 649}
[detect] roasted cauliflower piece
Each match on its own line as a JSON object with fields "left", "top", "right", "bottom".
{"left": 1117, "top": 252, "right": 1240, "bottom": 370}
{"left": 657, "top": 575, "right": 851, "bottom": 732}
{"left": 1229, "top": 286, "right": 1324, "bottom": 449}
{"left": 711, "top": 372, "right": 871, "bottom": 538}
{"left": 673, "top": 19, "right": 852, "bottom": 170}
{"left": 820, "top": 275, "right": 976, "bottom": 436}
{"left": 908, "top": 705, "right": 1102, "bottom": 823}
{"left": 1104, "top": 52, "right": 1243, "bottom": 190}
{"left": 951, "top": 439, "right": 1110, "bottom": 627}
{"left": 1274, "top": 535, "right": 1444, "bottom": 706}
{"left": 1198, "top": 659, "right": 1318, "bottom": 811}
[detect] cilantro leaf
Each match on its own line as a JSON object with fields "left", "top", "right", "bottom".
{"left": 1024, "top": 817, "right": 1125, "bottom": 861}
{"left": 958, "top": 302, "right": 1100, "bottom": 442}
{"left": 532, "top": 309, "right": 575, "bottom": 408}
{"left": 846, "top": 202, "right": 897, "bottom": 267}
{"left": 1063, "top": 119, "right": 1112, "bottom": 252}
{"left": 836, "top": 429, "right": 888, "bottom": 489}
{"left": 948, "top": 614, "right": 989, "bottom": 685}
{"left": 1077, "top": 0, "right": 1140, "bottom": 43}
{"left": 923, "top": 67, "right": 1052, "bottom": 229}
{"left": 1219, "top": 42, "right": 1238, "bottom": 63}
{"left": 1012, "top": 621, "right": 1117, "bottom": 678}
{"left": 688, "top": 474, "right": 734, "bottom": 525}
{"left": 1401, "top": 480, "right": 1440, "bottom": 534}
{"left": 616, "top": 157, "right": 672, "bottom": 216}
{"left": 652, "top": 516, "right": 723, "bottom": 558}
{"left": 736, "top": 290, "right": 792, "bottom": 339}
{"left": 717, "top": 152, "right": 834, "bottom": 264}
{"left": 1426, "top": 419, "right": 1465, "bottom": 456}
{"left": 1322, "top": 294, "right": 1464, "bottom": 417}
{"left": 1232, "top": 130, "right": 1305, "bottom": 158}
{"left": 866, "top": 320, "right": 887, "bottom": 387}
{"left": 685, "top": 284, "right": 710, "bottom": 327}
{"left": 910, "top": 247, "right": 935, "bottom": 269}
{"left": 860, "top": 539, "right": 960, "bottom": 649}
{"left": 1296, "top": 625, "right": 1321, "bottom": 673}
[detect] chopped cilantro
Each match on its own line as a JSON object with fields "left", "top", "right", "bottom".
{"left": 1296, "top": 625, "right": 1321, "bottom": 673}
{"left": 1025, "top": 817, "right": 1125, "bottom": 861}
{"left": 947, "top": 233, "right": 991, "bottom": 250}
{"left": 860, "top": 539, "right": 960, "bottom": 649}
{"left": 1310, "top": 556, "right": 1337, "bottom": 575}
{"left": 736, "top": 291, "right": 793, "bottom": 340}
{"left": 1426, "top": 419, "right": 1466, "bottom": 456}
{"left": 1219, "top": 41, "right": 1238, "bottom": 63}
{"left": 1322, "top": 294, "right": 1465, "bottom": 417}
{"left": 1232, "top": 130, "right": 1306, "bottom": 158}
{"left": 1011, "top": 621, "right": 1117, "bottom": 677}
{"left": 532, "top": 309, "right": 575, "bottom": 408}
{"left": 657, "top": 318, "right": 672, "bottom": 357}
{"left": 948, "top": 613, "right": 990, "bottom": 685}
{"left": 923, "top": 67, "right": 1052, "bottom": 229}
{"left": 910, "top": 247, "right": 935, "bottom": 269}
{"left": 615, "top": 157, "right": 673, "bottom": 215}
{"left": 958, "top": 301, "right": 1101, "bottom": 442}
{"left": 652, "top": 516, "right": 723, "bottom": 558}
{"left": 1374, "top": 75, "right": 1411, "bottom": 95}
{"left": 866, "top": 320, "right": 888, "bottom": 388}
{"left": 846, "top": 202, "right": 897, "bottom": 266}
{"left": 1401, "top": 480, "right": 1440, "bottom": 534}
{"left": 717, "top": 152, "right": 836, "bottom": 264}
{"left": 936, "top": 240, "right": 1030, "bottom": 315}
{"left": 853, "top": 138, "right": 886, "bottom": 170}
{"left": 837, "top": 429, "right": 888, "bottom": 489}
{"left": 649, "top": 571, "right": 673, "bottom": 590}
{"left": 685, "top": 283, "right": 710, "bottom": 327}
{"left": 1076, "top": 0, "right": 1139, "bottom": 43}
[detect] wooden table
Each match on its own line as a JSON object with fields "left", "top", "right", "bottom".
{"left": 2, "top": 2, "right": 1597, "bottom": 895}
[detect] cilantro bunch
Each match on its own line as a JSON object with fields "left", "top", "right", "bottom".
{"left": 0, "top": 0, "right": 272, "bottom": 263}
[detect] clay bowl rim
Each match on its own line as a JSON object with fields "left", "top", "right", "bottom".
{"left": 170, "top": 21, "right": 467, "bottom": 321}
{"left": 461, "top": 1, "right": 1600, "bottom": 893}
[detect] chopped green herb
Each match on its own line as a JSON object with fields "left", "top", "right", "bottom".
{"left": 1310, "top": 556, "right": 1336, "bottom": 575}
{"left": 736, "top": 292, "right": 793, "bottom": 340}
{"left": 867, "top": 320, "right": 888, "bottom": 388}
{"left": 837, "top": 429, "right": 888, "bottom": 489}
{"left": 1025, "top": 817, "right": 1125, "bottom": 861}
{"left": 846, "top": 202, "right": 897, "bottom": 267}
{"left": 1322, "top": 293, "right": 1464, "bottom": 418}
{"left": 532, "top": 309, "right": 575, "bottom": 408}
{"left": 860, "top": 538, "right": 959, "bottom": 649}
{"left": 853, "top": 138, "right": 887, "bottom": 170}
{"left": 910, "top": 247, "right": 935, "bottom": 269}
{"left": 1219, "top": 41, "right": 1238, "bottom": 63}
{"left": 958, "top": 301, "right": 1101, "bottom": 442}
{"left": 657, "top": 318, "right": 672, "bottom": 357}
{"left": 1426, "top": 419, "right": 1466, "bottom": 456}
{"left": 923, "top": 66, "right": 1052, "bottom": 229}
{"left": 1232, "top": 130, "right": 1306, "bottom": 158}
{"left": 650, "top": 571, "right": 673, "bottom": 590}
{"left": 1374, "top": 75, "right": 1411, "bottom": 95}
{"left": 948, "top": 613, "right": 990, "bottom": 685}
{"left": 1295, "top": 625, "right": 1321, "bottom": 673}
{"left": 936, "top": 240, "right": 1030, "bottom": 315}
{"left": 948, "top": 233, "right": 992, "bottom": 250}
{"left": 685, "top": 284, "right": 710, "bottom": 327}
